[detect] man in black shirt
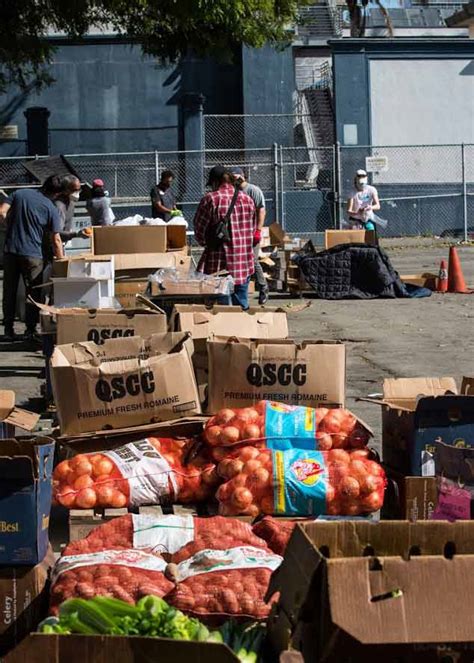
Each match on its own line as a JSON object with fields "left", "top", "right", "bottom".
{"left": 150, "top": 170, "right": 176, "bottom": 222}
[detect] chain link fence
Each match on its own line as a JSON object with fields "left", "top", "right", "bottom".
{"left": 338, "top": 144, "right": 472, "bottom": 238}
{"left": 0, "top": 141, "right": 472, "bottom": 240}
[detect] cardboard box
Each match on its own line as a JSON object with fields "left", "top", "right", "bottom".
{"left": 50, "top": 333, "right": 201, "bottom": 436}
{"left": 150, "top": 274, "right": 229, "bottom": 297}
{"left": 5, "top": 634, "right": 239, "bottom": 663}
{"left": 414, "top": 395, "right": 474, "bottom": 475}
{"left": 92, "top": 226, "right": 186, "bottom": 255}
{"left": 384, "top": 470, "right": 438, "bottom": 521}
{"left": 371, "top": 377, "right": 458, "bottom": 476}
{"left": 207, "top": 338, "right": 345, "bottom": 412}
{"left": 0, "top": 391, "right": 40, "bottom": 439}
{"left": 53, "top": 253, "right": 190, "bottom": 279}
{"left": 59, "top": 416, "right": 208, "bottom": 448}
{"left": 269, "top": 222, "right": 289, "bottom": 247}
{"left": 37, "top": 305, "right": 167, "bottom": 345}
{"left": 172, "top": 306, "right": 289, "bottom": 407}
{"left": 0, "top": 550, "right": 53, "bottom": 657}
{"left": 400, "top": 273, "right": 438, "bottom": 291}
{"left": 325, "top": 229, "right": 378, "bottom": 250}
{"left": 171, "top": 305, "right": 289, "bottom": 344}
{"left": 0, "top": 437, "right": 55, "bottom": 565}
{"left": 114, "top": 279, "right": 150, "bottom": 308}
{"left": 268, "top": 520, "right": 474, "bottom": 662}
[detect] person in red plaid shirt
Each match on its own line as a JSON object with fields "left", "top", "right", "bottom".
{"left": 194, "top": 165, "right": 256, "bottom": 309}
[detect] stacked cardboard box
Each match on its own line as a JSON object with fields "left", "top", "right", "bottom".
{"left": 0, "top": 420, "right": 55, "bottom": 656}
{"left": 367, "top": 376, "right": 474, "bottom": 521}
{"left": 53, "top": 225, "right": 190, "bottom": 309}
{"left": 258, "top": 223, "right": 308, "bottom": 293}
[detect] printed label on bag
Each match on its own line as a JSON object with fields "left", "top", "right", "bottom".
{"left": 176, "top": 546, "right": 282, "bottom": 581}
{"left": 273, "top": 448, "right": 327, "bottom": 516}
{"left": 53, "top": 549, "right": 167, "bottom": 582}
{"left": 105, "top": 439, "right": 177, "bottom": 506}
{"left": 133, "top": 514, "right": 195, "bottom": 553}
{"left": 264, "top": 402, "right": 316, "bottom": 448}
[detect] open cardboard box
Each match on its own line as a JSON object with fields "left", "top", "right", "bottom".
{"left": 207, "top": 338, "right": 346, "bottom": 412}
{"left": 268, "top": 520, "right": 474, "bottom": 662}
{"left": 5, "top": 634, "right": 239, "bottom": 663}
{"left": 364, "top": 377, "right": 458, "bottom": 475}
{"left": 37, "top": 303, "right": 167, "bottom": 345}
{"left": 400, "top": 273, "right": 438, "bottom": 291}
{"left": 383, "top": 470, "right": 438, "bottom": 521}
{"left": 0, "top": 437, "right": 55, "bottom": 565}
{"left": 50, "top": 333, "right": 201, "bottom": 437}
{"left": 325, "top": 229, "right": 378, "bottom": 250}
{"left": 171, "top": 305, "right": 289, "bottom": 349}
{"left": 53, "top": 252, "right": 191, "bottom": 279}
{"left": 172, "top": 305, "right": 290, "bottom": 407}
{"left": 0, "top": 391, "right": 40, "bottom": 438}
{"left": 92, "top": 225, "right": 187, "bottom": 255}
{"left": 58, "top": 416, "right": 208, "bottom": 449}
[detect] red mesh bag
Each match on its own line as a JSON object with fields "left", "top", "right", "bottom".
{"left": 215, "top": 446, "right": 386, "bottom": 517}
{"left": 53, "top": 438, "right": 220, "bottom": 510}
{"left": 204, "top": 401, "right": 371, "bottom": 453}
{"left": 252, "top": 517, "right": 304, "bottom": 556}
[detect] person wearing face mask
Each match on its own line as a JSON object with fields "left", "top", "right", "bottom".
{"left": 55, "top": 174, "right": 81, "bottom": 236}
{"left": 347, "top": 169, "right": 380, "bottom": 231}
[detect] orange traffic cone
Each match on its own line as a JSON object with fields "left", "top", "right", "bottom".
{"left": 437, "top": 259, "right": 448, "bottom": 293}
{"left": 447, "top": 246, "right": 469, "bottom": 293}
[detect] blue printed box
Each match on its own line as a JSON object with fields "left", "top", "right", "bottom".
{"left": 413, "top": 396, "right": 474, "bottom": 475}
{"left": 0, "top": 437, "right": 55, "bottom": 565}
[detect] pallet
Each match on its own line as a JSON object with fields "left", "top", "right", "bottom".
{"left": 68, "top": 502, "right": 220, "bottom": 541}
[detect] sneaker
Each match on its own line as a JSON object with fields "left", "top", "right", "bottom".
{"left": 258, "top": 289, "right": 269, "bottom": 305}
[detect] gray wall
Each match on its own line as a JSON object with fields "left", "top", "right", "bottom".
{"left": 0, "top": 40, "right": 244, "bottom": 157}
{"left": 242, "top": 44, "right": 296, "bottom": 148}
{"left": 332, "top": 38, "right": 474, "bottom": 150}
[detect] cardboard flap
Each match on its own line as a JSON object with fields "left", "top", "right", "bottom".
{"left": 4, "top": 407, "right": 40, "bottom": 431}
{"left": 327, "top": 555, "right": 474, "bottom": 644}
{"left": 0, "top": 390, "right": 15, "bottom": 420}
{"left": 383, "top": 377, "right": 458, "bottom": 401}
{"left": 297, "top": 520, "right": 474, "bottom": 559}
{"left": 58, "top": 416, "right": 208, "bottom": 444}
{"left": 414, "top": 394, "right": 474, "bottom": 425}
{"left": 461, "top": 376, "right": 474, "bottom": 396}
{"left": 0, "top": 391, "right": 39, "bottom": 430}
{"left": 435, "top": 440, "right": 474, "bottom": 481}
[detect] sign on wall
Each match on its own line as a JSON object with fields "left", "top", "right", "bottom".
{"left": 366, "top": 155, "right": 388, "bottom": 172}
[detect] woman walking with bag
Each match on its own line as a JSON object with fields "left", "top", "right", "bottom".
{"left": 194, "top": 165, "right": 256, "bottom": 309}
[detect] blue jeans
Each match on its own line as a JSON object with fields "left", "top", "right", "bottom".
{"left": 217, "top": 278, "right": 250, "bottom": 309}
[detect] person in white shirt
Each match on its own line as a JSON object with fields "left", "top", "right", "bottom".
{"left": 347, "top": 169, "right": 380, "bottom": 230}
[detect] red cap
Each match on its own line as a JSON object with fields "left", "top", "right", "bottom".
{"left": 92, "top": 178, "right": 104, "bottom": 187}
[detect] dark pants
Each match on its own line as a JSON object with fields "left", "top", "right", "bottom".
{"left": 253, "top": 244, "right": 268, "bottom": 293}
{"left": 2, "top": 253, "right": 44, "bottom": 332}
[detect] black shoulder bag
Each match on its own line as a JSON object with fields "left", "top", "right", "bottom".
{"left": 206, "top": 185, "right": 240, "bottom": 251}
